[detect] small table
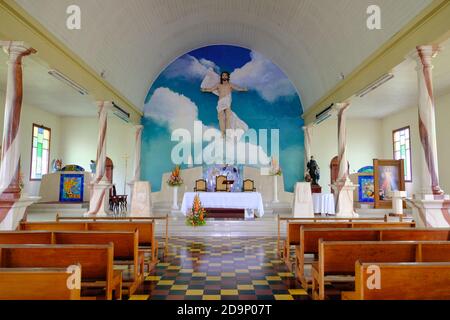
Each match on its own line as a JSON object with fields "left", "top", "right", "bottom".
{"left": 312, "top": 193, "right": 335, "bottom": 215}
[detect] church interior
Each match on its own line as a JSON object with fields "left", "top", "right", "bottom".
{"left": 1, "top": 0, "right": 450, "bottom": 302}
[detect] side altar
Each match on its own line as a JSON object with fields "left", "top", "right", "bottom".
{"left": 38, "top": 171, "right": 92, "bottom": 203}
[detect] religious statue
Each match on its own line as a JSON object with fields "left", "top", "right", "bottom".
{"left": 307, "top": 156, "right": 320, "bottom": 186}
{"left": 51, "top": 158, "right": 62, "bottom": 172}
{"left": 201, "top": 70, "right": 249, "bottom": 137}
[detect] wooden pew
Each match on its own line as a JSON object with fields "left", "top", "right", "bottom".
{"left": 342, "top": 261, "right": 450, "bottom": 300}
{"left": 0, "top": 243, "right": 122, "bottom": 300}
{"left": 53, "top": 231, "right": 143, "bottom": 295}
{"left": 281, "top": 219, "right": 416, "bottom": 266}
{"left": 296, "top": 227, "right": 450, "bottom": 288}
{"left": 0, "top": 230, "right": 144, "bottom": 295}
{"left": 277, "top": 215, "right": 389, "bottom": 256}
{"left": 312, "top": 240, "right": 450, "bottom": 300}
{"left": 19, "top": 220, "right": 159, "bottom": 271}
{"left": 56, "top": 214, "right": 169, "bottom": 258}
{"left": 0, "top": 267, "right": 81, "bottom": 300}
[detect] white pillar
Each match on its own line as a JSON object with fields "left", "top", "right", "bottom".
{"left": 303, "top": 125, "right": 313, "bottom": 176}
{"left": 331, "top": 102, "right": 358, "bottom": 217}
{"left": 0, "top": 41, "right": 39, "bottom": 229}
{"left": 132, "top": 125, "right": 143, "bottom": 183}
{"left": 408, "top": 45, "right": 450, "bottom": 228}
{"left": 87, "top": 101, "right": 113, "bottom": 216}
{"left": 273, "top": 175, "right": 279, "bottom": 203}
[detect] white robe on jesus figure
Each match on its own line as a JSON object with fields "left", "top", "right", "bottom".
{"left": 201, "top": 69, "right": 249, "bottom": 133}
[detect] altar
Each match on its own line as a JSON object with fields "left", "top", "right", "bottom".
{"left": 181, "top": 192, "right": 265, "bottom": 217}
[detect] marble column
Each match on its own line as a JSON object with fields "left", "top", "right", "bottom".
{"left": 87, "top": 101, "right": 113, "bottom": 216}
{"left": 331, "top": 102, "right": 358, "bottom": 217}
{"left": 408, "top": 45, "right": 450, "bottom": 228}
{"left": 303, "top": 125, "right": 313, "bottom": 176}
{"left": 0, "top": 41, "right": 39, "bottom": 228}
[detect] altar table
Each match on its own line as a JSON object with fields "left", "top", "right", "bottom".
{"left": 181, "top": 192, "right": 265, "bottom": 217}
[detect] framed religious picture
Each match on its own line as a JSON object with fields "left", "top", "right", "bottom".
{"left": 59, "top": 173, "right": 84, "bottom": 203}
{"left": 373, "top": 159, "right": 405, "bottom": 209}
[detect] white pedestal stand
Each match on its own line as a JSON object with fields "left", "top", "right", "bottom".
{"left": 407, "top": 194, "right": 450, "bottom": 228}
{"left": 129, "top": 181, "right": 152, "bottom": 216}
{"left": 0, "top": 195, "right": 40, "bottom": 230}
{"left": 390, "top": 191, "right": 407, "bottom": 216}
{"left": 172, "top": 186, "right": 179, "bottom": 210}
{"left": 272, "top": 175, "right": 279, "bottom": 204}
{"left": 85, "top": 181, "right": 112, "bottom": 217}
{"left": 331, "top": 179, "right": 359, "bottom": 218}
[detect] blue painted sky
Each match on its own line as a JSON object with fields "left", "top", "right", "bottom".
{"left": 142, "top": 45, "right": 304, "bottom": 192}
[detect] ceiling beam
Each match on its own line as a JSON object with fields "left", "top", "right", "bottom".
{"left": 303, "top": 0, "right": 450, "bottom": 125}
{"left": 0, "top": 0, "right": 143, "bottom": 124}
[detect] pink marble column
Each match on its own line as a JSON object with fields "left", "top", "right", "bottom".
{"left": 336, "top": 102, "right": 351, "bottom": 183}
{"left": 331, "top": 102, "right": 357, "bottom": 217}
{"left": 302, "top": 125, "right": 313, "bottom": 176}
{"left": 408, "top": 45, "right": 450, "bottom": 228}
{"left": 132, "top": 125, "right": 143, "bottom": 182}
{"left": 0, "top": 41, "right": 36, "bottom": 224}
{"left": 414, "top": 45, "right": 443, "bottom": 196}
{"left": 87, "top": 101, "right": 113, "bottom": 216}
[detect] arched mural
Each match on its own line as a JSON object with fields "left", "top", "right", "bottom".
{"left": 141, "top": 45, "right": 304, "bottom": 192}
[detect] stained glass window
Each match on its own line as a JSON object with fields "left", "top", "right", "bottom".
{"left": 31, "top": 124, "right": 51, "bottom": 180}
{"left": 393, "top": 126, "right": 412, "bottom": 182}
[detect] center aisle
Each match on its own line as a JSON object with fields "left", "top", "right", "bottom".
{"left": 130, "top": 237, "right": 309, "bottom": 301}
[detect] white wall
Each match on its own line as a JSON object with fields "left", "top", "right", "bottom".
{"left": 310, "top": 118, "right": 383, "bottom": 193}
{"left": 59, "top": 115, "right": 136, "bottom": 195}
{"left": 0, "top": 91, "right": 62, "bottom": 196}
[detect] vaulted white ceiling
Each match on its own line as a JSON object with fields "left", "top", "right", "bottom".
{"left": 15, "top": 0, "right": 433, "bottom": 113}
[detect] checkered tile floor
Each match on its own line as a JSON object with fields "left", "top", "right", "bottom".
{"left": 129, "top": 237, "right": 309, "bottom": 300}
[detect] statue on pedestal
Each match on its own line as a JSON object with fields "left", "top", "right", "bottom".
{"left": 307, "top": 156, "right": 322, "bottom": 193}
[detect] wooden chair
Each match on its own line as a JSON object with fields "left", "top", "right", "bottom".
{"left": 194, "top": 179, "right": 207, "bottom": 192}
{"left": 242, "top": 179, "right": 256, "bottom": 192}
{"left": 215, "top": 175, "right": 227, "bottom": 192}
{"left": 296, "top": 227, "right": 450, "bottom": 289}
{"left": 0, "top": 267, "right": 81, "bottom": 300}
{"left": 311, "top": 240, "right": 450, "bottom": 300}
{"left": 0, "top": 243, "right": 122, "bottom": 300}
{"left": 109, "top": 185, "right": 128, "bottom": 212}
{"left": 342, "top": 261, "right": 450, "bottom": 300}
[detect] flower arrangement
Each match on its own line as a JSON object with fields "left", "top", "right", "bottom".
{"left": 167, "top": 165, "right": 184, "bottom": 187}
{"left": 186, "top": 194, "right": 207, "bottom": 226}
{"left": 269, "top": 157, "right": 282, "bottom": 176}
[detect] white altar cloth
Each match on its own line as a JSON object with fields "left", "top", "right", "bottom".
{"left": 312, "top": 193, "right": 335, "bottom": 215}
{"left": 181, "top": 192, "right": 265, "bottom": 217}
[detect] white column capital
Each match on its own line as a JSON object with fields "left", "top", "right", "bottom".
{"left": 96, "top": 101, "right": 113, "bottom": 109}
{"left": 134, "top": 124, "right": 144, "bottom": 131}
{"left": 410, "top": 45, "right": 441, "bottom": 68}
{"left": 0, "top": 41, "right": 37, "bottom": 60}
{"left": 333, "top": 102, "right": 351, "bottom": 114}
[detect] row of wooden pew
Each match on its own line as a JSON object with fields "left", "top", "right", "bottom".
{"left": 0, "top": 217, "right": 164, "bottom": 300}
{"left": 279, "top": 216, "right": 450, "bottom": 300}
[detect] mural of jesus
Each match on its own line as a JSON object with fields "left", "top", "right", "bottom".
{"left": 201, "top": 71, "right": 248, "bottom": 136}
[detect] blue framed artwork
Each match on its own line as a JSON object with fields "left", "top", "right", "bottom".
{"left": 358, "top": 175, "right": 375, "bottom": 203}
{"left": 59, "top": 174, "right": 84, "bottom": 202}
